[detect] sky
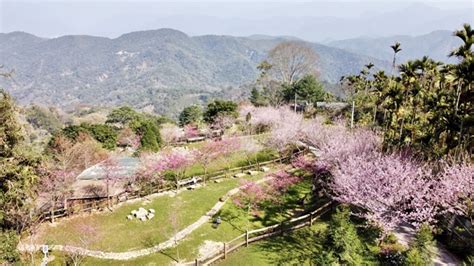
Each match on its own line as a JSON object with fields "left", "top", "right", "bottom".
{"left": 1, "top": 0, "right": 473, "bottom": 41}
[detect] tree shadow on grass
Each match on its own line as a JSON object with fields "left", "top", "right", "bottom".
{"left": 216, "top": 208, "right": 246, "bottom": 233}
{"left": 256, "top": 224, "right": 329, "bottom": 265}
{"left": 159, "top": 248, "right": 179, "bottom": 263}
{"left": 257, "top": 181, "right": 312, "bottom": 226}
{"left": 141, "top": 235, "right": 159, "bottom": 248}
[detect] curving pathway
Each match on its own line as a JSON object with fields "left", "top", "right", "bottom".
{"left": 18, "top": 176, "right": 274, "bottom": 261}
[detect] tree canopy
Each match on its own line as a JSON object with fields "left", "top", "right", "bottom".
{"left": 179, "top": 105, "right": 203, "bottom": 126}
{"left": 0, "top": 90, "right": 40, "bottom": 263}
{"left": 203, "top": 100, "right": 238, "bottom": 123}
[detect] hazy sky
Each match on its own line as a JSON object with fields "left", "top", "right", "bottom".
{"left": 1, "top": 0, "right": 473, "bottom": 41}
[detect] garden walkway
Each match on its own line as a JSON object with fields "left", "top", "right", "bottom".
{"left": 18, "top": 176, "right": 274, "bottom": 260}
{"left": 393, "top": 224, "right": 461, "bottom": 266}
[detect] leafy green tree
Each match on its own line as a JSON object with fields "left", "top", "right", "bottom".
{"left": 179, "top": 105, "right": 203, "bottom": 126}
{"left": 106, "top": 106, "right": 141, "bottom": 125}
{"left": 60, "top": 124, "right": 118, "bottom": 150}
{"left": 283, "top": 74, "right": 327, "bottom": 105}
{"left": 203, "top": 100, "right": 238, "bottom": 123}
{"left": 135, "top": 120, "right": 162, "bottom": 152}
{"left": 249, "top": 87, "right": 268, "bottom": 107}
{"left": 0, "top": 90, "right": 23, "bottom": 157}
{"left": 327, "top": 205, "right": 364, "bottom": 265}
{"left": 0, "top": 90, "right": 39, "bottom": 263}
{"left": 84, "top": 124, "right": 118, "bottom": 150}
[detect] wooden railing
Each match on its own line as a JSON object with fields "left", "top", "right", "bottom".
{"left": 34, "top": 149, "right": 307, "bottom": 224}
{"left": 181, "top": 201, "right": 337, "bottom": 266}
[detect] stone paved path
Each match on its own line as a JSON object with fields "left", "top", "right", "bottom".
{"left": 18, "top": 176, "right": 274, "bottom": 261}
{"left": 393, "top": 223, "right": 462, "bottom": 266}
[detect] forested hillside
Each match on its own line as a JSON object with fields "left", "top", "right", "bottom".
{"left": 0, "top": 29, "right": 388, "bottom": 116}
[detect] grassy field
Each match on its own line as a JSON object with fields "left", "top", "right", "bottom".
{"left": 32, "top": 175, "right": 318, "bottom": 265}
{"left": 215, "top": 221, "right": 330, "bottom": 266}
{"left": 184, "top": 148, "right": 278, "bottom": 178}
{"left": 31, "top": 172, "right": 267, "bottom": 252}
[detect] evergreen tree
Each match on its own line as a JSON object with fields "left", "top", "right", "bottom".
{"left": 249, "top": 87, "right": 268, "bottom": 107}
{"left": 283, "top": 74, "right": 327, "bottom": 105}
{"left": 179, "top": 105, "right": 203, "bottom": 126}
{"left": 327, "top": 205, "right": 364, "bottom": 265}
{"left": 137, "top": 120, "right": 162, "bottom": 152}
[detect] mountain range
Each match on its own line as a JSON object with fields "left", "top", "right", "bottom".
{"left": 0, "top": 29, "right": 389, "bottom": 116}
{"left": 328, "top": 30, "right": 462, "bottom": 63}
{"left": 0, "top": 27, "right": 465, "bottom": 116}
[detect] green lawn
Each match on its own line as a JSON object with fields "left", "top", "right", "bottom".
{"left": 215, "top": 221, "right": 330, "bottom": 266}
{"left": 34, "top": 175, "right": 319, "bottom": 266}
{"left": 31, "top": 221, "right": 329, "bottom": 266}
{"left": 183, "top": 148, "right": 279, "bottom": 178}
{"left": 32, "top": 172, "right": 267, "bottom": 252}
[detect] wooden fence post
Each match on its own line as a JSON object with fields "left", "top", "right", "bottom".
{"left": 50, "top": 207, "right": 54, "bottom": 223}
{"left": 224, "top": 243, "right": 227, "bottom": 259}
{"left": 195, "top": 258, "right": 199, "bottom": 266}
{"left": 245, "top": 230, "right": 249, "bottom": 247}
{"left": 310, "top": 213, "right": 313, "bottom": 226}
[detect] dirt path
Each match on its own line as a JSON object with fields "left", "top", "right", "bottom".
{"left": 18, "top": 176, "right": 274, "bottom": 261}
{"left": 393, "top": 223, "right": 462, "bottom": 266}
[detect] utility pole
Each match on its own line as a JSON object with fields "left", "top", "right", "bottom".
{"left": 350, "top": 100, "right": 355, "bottom": 129}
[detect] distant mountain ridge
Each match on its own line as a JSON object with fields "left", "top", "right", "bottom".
{"left": 0, "top": 29, "right": 389, "bottom": 116}
{"left": 328, "top": 30, "right": 463, "bottom": 63}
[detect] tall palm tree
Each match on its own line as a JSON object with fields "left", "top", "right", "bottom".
{"left": 390, "top": 42, "right": 402, "bottom": 75}
{"left": 449, "top": 23, "right": 474, "bottom": 59}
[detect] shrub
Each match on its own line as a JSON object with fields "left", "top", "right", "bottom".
{"left": 404, "top": 224, "right": 435, "bottom": 265}
{"left": 327, "top": 205, "right": 365, "bottom": 265}
{"left": 404, "top": 248, "right": 425, "bottom": 266}
{"left": 0, "top": 230, "right": 20, "bottom": 263}
{"left": 380, "top": 238, "right": 407, "bottom": 265}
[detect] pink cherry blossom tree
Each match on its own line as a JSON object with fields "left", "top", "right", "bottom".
{"left": 239, "top": 138, "right": 262, "bottom": 166}
{"left": 155, "top": 148, "right": 195, "bottom": 189}
{"left": 212, "top": 114, "right": 236, "bottom": 133}
{"left": 38, "top": 167, "right": 76, "bottom": 223}
{"left": 433, "top": 160, "right": 473, "bottom": 217}
{"left": 224, "top": 137, "right": 241, "bottom": 169}
{"left": 194, "top": 140, "right": 225, "bottom": 184}
{"left": 117, "top": 127, "right": 141, "bottom": 150}
{"left": 184, "top": 124, "right": 200, "bottom": 139}
{"left": 134, "top": 152, "right": 167, "bottom": 194}
{"left": 101, "top": 156, "right": 130, "bottom": 209}
{"left": 233, "top": 179, "right": 270, "bottom": 229}
{"left": 160, "top": 124, "right": 184, "bottom": 145}
{"left": 328, "top": 151, "right": 429, "bottom": 230}
{"left": 268, "top": 170, "right": 301, "bottom": 195}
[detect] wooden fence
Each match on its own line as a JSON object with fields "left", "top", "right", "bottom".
{"left": 34, "top": 149, "right": 307, "bottom": 224}
{"left": 181, "top": 201, "right": 337, "bottom": 266}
